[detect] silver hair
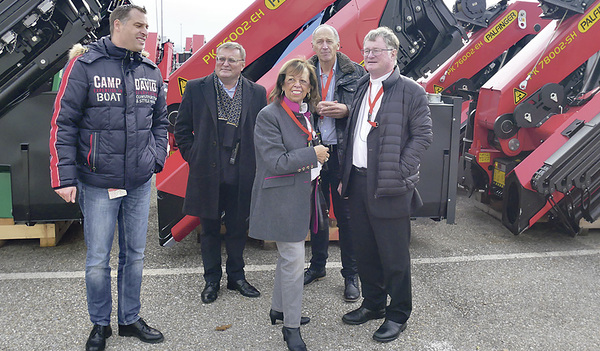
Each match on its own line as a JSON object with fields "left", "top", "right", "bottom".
{"left": 364, "top": 26, "right": 399, "bottom": 50}
{"left": 312, "top": 24, "right": 340, "bottom": 43}
{"left": 216, "top": 42, "right": 246, "bottom": 61}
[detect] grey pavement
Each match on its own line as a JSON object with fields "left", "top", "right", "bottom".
{"left": 1, "top": 184, "right": 599, "bottom": 350}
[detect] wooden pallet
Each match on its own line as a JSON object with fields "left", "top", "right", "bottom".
{"left": 0, "top": 219, "right": 72, "bottom": 247}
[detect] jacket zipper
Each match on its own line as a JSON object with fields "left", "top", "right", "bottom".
{"left": 88, "top": 132, "right": 98, "bottom": 172}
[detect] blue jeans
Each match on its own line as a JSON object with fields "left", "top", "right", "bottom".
{"left": 78, "top": 179, "right": 152, "bottom": 326}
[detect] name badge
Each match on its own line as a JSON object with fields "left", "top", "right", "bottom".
{"left": 108, "top": 188, "right": 127, "bottom": 199}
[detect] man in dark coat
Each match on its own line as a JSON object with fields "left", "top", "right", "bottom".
{"left": 174, "top": 42, "right": 267, "bottom": 304}
{"left": 304, "top": 24, "right": 366, "bottom": 303}
{"left": 339, "top": 27, "right": 433, "bottom": 343}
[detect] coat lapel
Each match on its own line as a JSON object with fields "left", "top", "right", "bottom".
{"left": 240, "top": 76, "right": 251, "bottom": 129}
{"left": 203, "top": 73, "right": 218, "bottom": 128}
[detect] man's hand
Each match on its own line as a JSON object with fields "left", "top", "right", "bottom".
{"left": 316, "top": 101, "right": 349, "bottom": 119}
{"left": 55, "top": 186, "right": 77, "bottom": 203}
{"left": 314, "top": 144, "right": 330, "bottom": 164}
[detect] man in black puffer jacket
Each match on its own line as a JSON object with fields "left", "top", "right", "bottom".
{"left": 49, "top": 5, "right": 167, "bottom": 351}
{"left": 340, "top": 27, "right": 433, "bottom": 343}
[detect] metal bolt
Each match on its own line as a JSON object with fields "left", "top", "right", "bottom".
{"left": 406, "top": 16, "right": 413, "bottom": 22}
{"left": 508, "top": 138, "right": 520, "bottom": 151}
{"left": 395, "top": 25, "right": 402, "bottom": 32}
{"left": 40, "top": 59, "right": 46, "bottom": 65}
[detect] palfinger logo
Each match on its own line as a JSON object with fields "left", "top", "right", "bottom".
{"left": 579, "top": 2, "right": 600, "bottom": 33}
{"left": 265, "top": 0, "right": 286, "bottom": 10}
{"left": 485, "top": 10, "right": 518, "bottom": 43}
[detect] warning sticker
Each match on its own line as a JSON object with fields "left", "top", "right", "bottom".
{"left": 479, "top": 152, "right": 491, "bottom": 163}
{"left": 178, "top": 77, "right": 188, "bottom": 96}
{"left": 514, "top": 88, "right": 527, "bottom": 105}
{"left": 433, "top": 85, "right": 444, "bottom": 94}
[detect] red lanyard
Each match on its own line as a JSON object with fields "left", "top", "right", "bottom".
{"left": 367, "top": 82, "right": 383, "bottom": 127}
{"left": 320, "top": 68, "right": 334, "bottom": 119}
{"left": 281, "top": 100, "right": 313, "bottom": 142}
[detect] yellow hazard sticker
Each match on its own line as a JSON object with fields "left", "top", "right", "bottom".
{"left": 493, "top": 168, "right": 506, "bottom": 187}
{"left": 479, "top": 152, "right": 491, "bottom": 163}
{"left": 433, "top": 84, "right": 444, "bottom": 94}
{"left": 178, "top": 77, "right": 188, "bottom": 96}
{"left": 514, "top": 88, "right": 527, "bottom": 105}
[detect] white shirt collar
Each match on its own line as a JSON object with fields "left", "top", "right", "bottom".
{"left": 370, "top": 69, "right": 394, "bottom": 86}
{"left": 217, "top": 77, "right": 239, "bottom": 92}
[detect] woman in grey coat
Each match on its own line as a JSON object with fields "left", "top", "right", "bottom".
{"left": 249, "top": 58, "right": 329, "bottom": 351}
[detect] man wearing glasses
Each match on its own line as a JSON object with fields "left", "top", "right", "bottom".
{"left": 175, "top": 42, "right": 267, "bottom": 304}
{"left": 339, "top": 27, "right": 432, "bottom": 343}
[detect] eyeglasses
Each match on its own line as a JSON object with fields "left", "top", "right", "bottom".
{"left": 216, "top": 56, "right": 244, "bottom": 64}
{"left": 360, "top": 48, "right": 394, "bottom": 56}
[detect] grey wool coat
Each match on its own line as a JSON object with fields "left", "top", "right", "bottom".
{"left": 249, "top": 101, "right": 319, "bottom": 242}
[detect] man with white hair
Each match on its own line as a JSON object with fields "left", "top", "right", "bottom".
{"left": 339, "top": 26, "right": 433, "bottom": 343}
{"left": 304, "top": 24, "right": 366, "bottom": 302}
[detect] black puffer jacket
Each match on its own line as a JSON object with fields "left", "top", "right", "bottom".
{"left": 49, "top": 36, "right": 168, "bottom": 190}
{"left": 341, "top": 67, "right": 432, "bottom": 199}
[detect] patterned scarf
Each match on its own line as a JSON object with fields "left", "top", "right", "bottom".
{"left": 214, "top": 75, "right": 243, "bottom": 148}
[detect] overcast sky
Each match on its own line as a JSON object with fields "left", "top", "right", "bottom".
{"left": 133, "top": 0, "right": 255, "bottom": 51}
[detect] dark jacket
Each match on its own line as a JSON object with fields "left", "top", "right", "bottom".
{"left": 174, "top": 73, "right": 267, "bottom": 220}
{"left": 308, "top": 52, "right": 366, "bottom": 150}
{"left": 249, "top": 101, "right": 318, "bottom": 242}
{"left": 340, "top": 67, "right": 433, "bottom": 218}
{"left": 49, "top": 36, "right": 168, "bottom": 190}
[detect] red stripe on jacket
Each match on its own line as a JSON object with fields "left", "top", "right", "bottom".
{"left": 49, "top": 56, "right": 80, "bottom": 188}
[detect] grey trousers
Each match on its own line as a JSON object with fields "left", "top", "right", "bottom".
{"left": 272, "top": 241, "right": 305, "bottom": 328}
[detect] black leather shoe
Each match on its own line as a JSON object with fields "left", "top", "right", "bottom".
{"left": 343, "top": 275, "right": 360, "bottom": 302}
{"left": 342, "top": 306, "right": 385, "bottom": 325}
{"left": 282, "top": 326, "right": 307, "bottom": 351}
{"left": 303, "top": 267, "right": 326, "bottom": 285}
{"left": 227, "top": 279, "right": 260, "bottom": 298}
{"left": 269, "top": 309, "right": 310, "bottom": 325}
{"left": 118, "top": 317, "right": 164, "bottom": 344}
{"left": 201, "top": 281, "right": 220, "bottom": 303}
{"left": 86, "top": 324, "right": 111, "bottom": 351}
{"left": 372, "top": 319, "right": 407, "bottom": 343}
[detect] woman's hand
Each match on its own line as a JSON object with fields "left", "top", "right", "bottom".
{"left": 314, "top": 144, "right": 329, "bottom": 164}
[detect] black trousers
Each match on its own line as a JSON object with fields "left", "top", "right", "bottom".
{"left": 347, "top": 169, "right": 412, "bottom": 324}
{"left": 200, "top": 183, "right": 246, "bottom": 283}
{"left": 309, "top": 145, "right": 357, "bottom": 278}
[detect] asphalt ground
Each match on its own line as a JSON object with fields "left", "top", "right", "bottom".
{"left": 1, "top": 183, "right": 599, "bottom": 351}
